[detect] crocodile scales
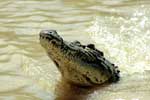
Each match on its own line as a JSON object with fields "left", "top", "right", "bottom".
{"left": 39, "top": 30, "right": 120, "bottom": 86}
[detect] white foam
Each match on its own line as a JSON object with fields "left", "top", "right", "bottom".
{"left": 86, "top": 9, "right": 150, "bottom": 75}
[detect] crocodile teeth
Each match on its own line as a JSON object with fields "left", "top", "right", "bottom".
{"left": 46, "top": 37, "right": 52, "bottom": 41}
{"left": 40, "top": 35, "right": 45, "bottom": 39}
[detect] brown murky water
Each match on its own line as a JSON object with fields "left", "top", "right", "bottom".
{"left": 0, "top": 0, "right": 150, "bottom": 100}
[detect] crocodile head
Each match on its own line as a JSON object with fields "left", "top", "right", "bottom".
{"left": 40, "top": 30, "right": 63, "bottom": 51}
{"left": 39, "top": 30, "right": 120, "bottom": 86}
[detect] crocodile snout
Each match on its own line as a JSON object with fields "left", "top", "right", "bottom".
{"left": 39, "top": 29, "right": 63, "bottom": 48}
{"left": 40, "top": 30, "right": 57, "bottom": 37}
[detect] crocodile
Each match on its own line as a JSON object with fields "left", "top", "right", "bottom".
{"left": 39, "top": 30, "right": 120, "bottom": 86}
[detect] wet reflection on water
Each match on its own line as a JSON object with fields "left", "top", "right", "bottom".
{"left": 0, "top": 0, "right": 150, "bottom": 100}
{"left": 55, "top": 79, "right": 91, "bottom": 100}
{"left": 55, "top": 78, "right": 111, "bottom": 100}
{"left": 54, "top": 71, "right": 150, "bottom": 100}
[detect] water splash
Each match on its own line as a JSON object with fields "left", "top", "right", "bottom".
{"left": 87, "top": 7, "right": 150, "bottom": 75}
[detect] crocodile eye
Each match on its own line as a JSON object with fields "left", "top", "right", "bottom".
{"left": 87, "top": 44, "right": 95, "bottom": 49}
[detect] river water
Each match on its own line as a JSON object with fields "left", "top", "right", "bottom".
{"left": 0, "top": 0, "right": 150, "bottom": 100}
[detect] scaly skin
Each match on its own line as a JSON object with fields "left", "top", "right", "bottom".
{"left": 39, "top": 30, "right": 120, "bottom": 86}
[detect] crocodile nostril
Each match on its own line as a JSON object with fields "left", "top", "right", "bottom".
{"left": 40, "top": 30, "right": 49, "bottom": 34}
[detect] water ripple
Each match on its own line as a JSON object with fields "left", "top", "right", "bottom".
{"left": 0, "top": 0, "right": 150, "bottom": 100}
